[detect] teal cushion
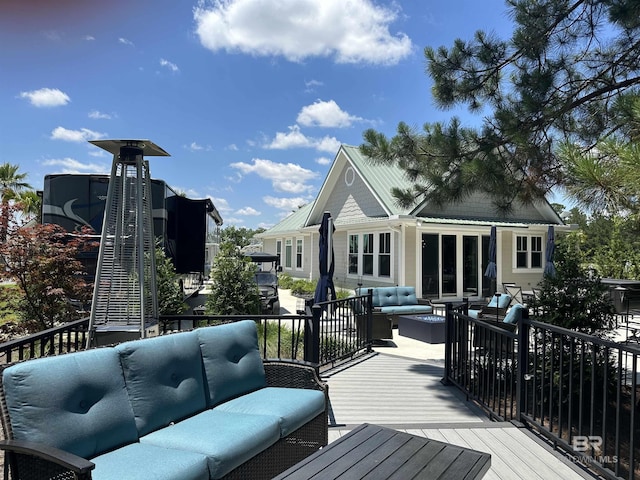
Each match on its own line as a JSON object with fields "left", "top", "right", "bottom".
{"left": 468, "top": 309, "right": 480, "bottom": 319}
{"left": 379, "top": 305, "right": 432, "bottom": 315}
{"left": 375, "top": 287, "right": 399, "bottom": 307}
{"left": 140, "top": 409, "right": 280, "bottom": 479}
{"left": 396, "top": 287, "right": 418, "bottom": 306}
{"left": 487, "top": 294, "right": 511, "bottom": 309}
{"left": 91, "top": 442, "right": 209, "bottom": 480}
{"left": 116, "top": 331, "right": 206, "bottom": 436}
{"left": 214, "top": 387, "right": 325, "bottom": 437}
{"left": 2, "top": 348, "right": 138, "bottom": 459}
{"left": 196, "top": 321, "right": 266, "bottom": 407}
{"left": 504, "top": 303, "right": 525, "bottom": 324}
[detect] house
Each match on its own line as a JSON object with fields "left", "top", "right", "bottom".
{"left": 258, "top": 145, "right": 566, "bottom": 300}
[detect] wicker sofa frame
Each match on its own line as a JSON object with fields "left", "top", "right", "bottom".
{"left": 0, "top": 328, "right": 328, "bottom": 480}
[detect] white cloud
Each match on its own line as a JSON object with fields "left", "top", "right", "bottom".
{"left": 236, "top": 206, "right": 261, "bottom": 216}
{"left": 297, "top": 99, "right": 363, "bottom": 128}
{"left": 51, "top": 126, "right": 107, "bottom": 142}
{"left": 264, "top": 196, "right": 310, "bottom": 212}
{"left": 19, "top": 88, "right": 70, "bottom": 107}
{"left": 227, "top": 144, "right": 239, "bottom": 151}
{"left": 85, "top": 35, "right": 95, "bottom": 41}
{"left": 315, "top": 156, "right": 332, "bottom": 165}
{"left": 194, "top": 0, "right": 412, "bottom": 65}
{"left": 209, "top": 196, "right": 233, "bottom": 214}
{"left": 160, "top": 58, "right": 179, "bottom": 72}
{"left": 187, "top": 142, "right": 204, "bottom": 151}
{"left": 88, "top": 110, "right": 112, "bottom": 119}
{"left": 41, "top": 157, "right": 108, "bottom": 174}
{"left": 230, "top": 157, "right": 317, "bottom": 193}
{"left": 264, "top": 125, "right": 341, "bottom": 153}
{"left": 119, "top": 37, "right": 134, "bottom": 46}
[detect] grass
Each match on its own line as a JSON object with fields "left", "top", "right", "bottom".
{"left": 0, "top": 284, "right": 21, "bottom": 326}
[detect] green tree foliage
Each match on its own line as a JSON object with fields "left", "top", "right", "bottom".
{"left": 206, "top": 242, "right": 261, "bottom": 315}
{"left": 154, "top": 245, "right": 188, "bottom": 315}
{"left": 361, "top": 0, "right": 640, "bottom": 214}
{"left": 220, "top": 226, "right": 266, "bottom": 248}
{"left": 0, "top": 163, "right": 31, "bottom": 242}
{"left": 533, "top": 238, "right": 616, "bottom": 335}
{"left": 0, "top": 223, "right": 94, "bottom": 331}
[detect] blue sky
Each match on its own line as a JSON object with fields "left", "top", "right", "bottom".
{"left": 1, "top": 0, "right": 523, "bottom": 229}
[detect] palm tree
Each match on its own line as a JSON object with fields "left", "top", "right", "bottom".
{"left": 15, "top": 190, "right": 41, "bottom": 224}
{"left": 0, "top": 163, "right": 31, "bottom": 242}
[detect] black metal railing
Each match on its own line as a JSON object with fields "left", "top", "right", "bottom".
{"left": 444, "top": 306, "right": 640, "bottom": 480}
{"left": 0, "top": 318, "right": 90, "bottom": 364}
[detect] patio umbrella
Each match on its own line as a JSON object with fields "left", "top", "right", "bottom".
{"left": 314, "top": 211, "right": 336, "bottom": 305}
{"left": 544, "top": 225, "right": 556, "bottom": 277}
{"left": 484, "top": 225, "right": 497, "bottom": 280}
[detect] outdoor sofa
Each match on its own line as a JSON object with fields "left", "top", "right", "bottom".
{"left": 355, "top": 286, "right": 433, "bottom": 328}
{"left": 0, "top": 320, "right": 328, "bottom": 480}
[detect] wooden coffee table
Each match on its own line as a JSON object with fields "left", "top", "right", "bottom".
{"left": 273, "top": 423, "right": 490, "bottom": 479}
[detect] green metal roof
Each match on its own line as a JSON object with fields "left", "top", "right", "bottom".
{"left": 261, "top": 202, "right": 313, "bottom": 234}
{"left": 341, "top": 145, "right": 414, "bottom": 216}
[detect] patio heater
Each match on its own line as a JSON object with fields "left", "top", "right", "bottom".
{"left": 86, "top": 139, "right": 170, "bottom": 347}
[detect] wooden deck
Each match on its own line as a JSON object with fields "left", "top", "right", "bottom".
{"left": 322, "top": 353, "right": 600, "bottom": 480}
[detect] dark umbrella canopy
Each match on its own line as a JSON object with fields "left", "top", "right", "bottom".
{"left": 544, "top": 225, "right": 556, "bottom": 277}
{"left": 484, "top": 226, "right": 497, "bottom": 279}
{"left": 314, "top": 212, "right": 336, "bottom": 305}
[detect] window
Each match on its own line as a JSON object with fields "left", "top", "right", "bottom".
{"left": 349, "top": 231, "right": 392, "bottom": 279}
{"left": 515, "top": 234, "right": 543, "bottom": 269}
{"left": 378, "top": 232, "right": 390, "bottom": 277}
{"left": 348, "top": 235, "right": 358, "bottom": 274}
{"left": 285, "top": 239, "right": 292, "bottom": 269}
{"left": 363, "top": 234, "right": 374, "bottom": 275}
{"left": 296, "top": 239, "right": 303, "bottom": 269}
{"left": 276, "top": 240, "right": 282, "bottom": 264}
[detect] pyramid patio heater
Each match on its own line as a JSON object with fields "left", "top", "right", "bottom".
{"left": 86, "top": 139, "right": 170, "bottom": 347}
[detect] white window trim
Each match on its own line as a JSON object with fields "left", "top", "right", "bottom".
{"left": 284, "top": 238, "right": 293, "bottom": 270}
{"left": 346, "top": 230, "right": 395, "bottom": 282}
{"left": 295, "top": 237, "right": 304, "bottom": 271}
{"left": 512, "top": 233, "right": 544, "bottom": 272}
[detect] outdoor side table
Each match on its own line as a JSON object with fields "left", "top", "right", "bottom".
{"left": 398, "top": 314, "right": 446, "bottom": 343}
{"left": 273, "top": 423, "right": 491, "bottom": 480}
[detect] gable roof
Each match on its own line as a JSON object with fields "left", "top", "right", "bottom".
{"left": 259, "top": 202, "right": 313, "bottom": 235}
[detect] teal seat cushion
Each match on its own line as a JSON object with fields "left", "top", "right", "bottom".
{"left": 487, "top": 294, "right": 511, "bottom": 309}
{"left": 116, "top": 331, "right": 207, "bottom": 436}
{"left": 379, "top": 305, "right": 432, "bottom": 315}
{"left": 468, "top": 309, "right": 480, "bottom": 319}
{"left": 196, "top": 321, "right": 266, "bottom": 407}
{"left": 140, "top": 409, "right": 280, "bottom": 479}
{"left": 504, "top": 303, "right": 526, "bottom": 324}
{"left": 2, "top": 348, "right": 138, "bottom": 459}
{"left": 374, "top": 287, "right": 399, "bottom": 307}
{"left": 214, "top": 387, "right": 325, "bottom": 437}
{"left": 91, "top": 442, "right": 209, "bottom": 480}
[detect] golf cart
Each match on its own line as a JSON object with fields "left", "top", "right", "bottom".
{"left": 245, "top": 252, "right": 281, "bottom": 314}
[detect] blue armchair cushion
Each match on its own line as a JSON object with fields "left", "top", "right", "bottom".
{"left": 214, "top": 387, "right": 325, "bottom": 437}
{"left": 487, "top": 294, "right": 512, "bottom": 309}
{"left": 116, "top": 331, "right": 207, "bottom": 437}
{"left": 2, "top": 348, "right": 138, "bottom": 459}
{"left": 141, "top": 409, "right": 280, "bottom": 479}
{"left": 197, "top": 320, "right": 267, "bottom": 407}
{"left": 91, "top": 442, "right": 209, "bottom": 480}
{"left": 504, "top": 303, "right": 526, "bottom": 324}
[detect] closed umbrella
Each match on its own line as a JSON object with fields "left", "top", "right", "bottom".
{"left": 314, "top": 212, "right": 336, "bottom": 305}
{"left": 484, "top": 226, "right": 497, "bottom": 295}
{"left": 544, "top": 225, "right": 556, "bottom": 277}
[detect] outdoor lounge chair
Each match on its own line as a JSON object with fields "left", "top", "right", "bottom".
{"left": 504, "top": 285, "right": 524, "bottom": 305}
{"left": 468, "top": 293, "right": 512, "bottom": 320}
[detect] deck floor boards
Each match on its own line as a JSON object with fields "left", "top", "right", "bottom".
{"left": 323, "top": 352, "right": 598, "bottom": 480}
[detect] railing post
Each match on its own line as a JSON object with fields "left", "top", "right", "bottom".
{"left": 516, "top": 308, "right": 530, "bottom": 423}
{"left": 442, "top": 302, "right": 453, "bottom": 385}
{"left": 366, "top": 289, "right": 373, "bottom": 352}
{"left": 304, "top": 305, "right": 321, "bottom": 365}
